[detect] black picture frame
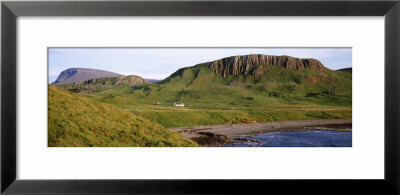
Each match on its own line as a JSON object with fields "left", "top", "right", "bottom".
{"left": 1, "top": 0, "right": 399, "bottom": 194}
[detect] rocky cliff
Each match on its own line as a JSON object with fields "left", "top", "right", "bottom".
{"left": 197, "top": 54, "right": 326, "bottom": 78}
{"left": 111, "top": 75, "right": 150, "bottom": 86}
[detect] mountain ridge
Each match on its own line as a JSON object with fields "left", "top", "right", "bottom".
{"left": 58, "top": 54, "right": 351, "bottom": 100}
{"left": 52, "top": 68, "right": 122, "bottom": 85}
{"left": 58, "top": 75, "right": 150, "bottom": 94}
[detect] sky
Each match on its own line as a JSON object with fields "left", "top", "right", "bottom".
{"left": 48, "top": 48, "right": 352, "bottom": 83}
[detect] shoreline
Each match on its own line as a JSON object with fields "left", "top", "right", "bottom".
{"left": 169, "top": 119, "right": 352, "bottom": 146}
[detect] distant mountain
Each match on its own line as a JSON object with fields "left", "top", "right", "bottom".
{"left": 337, "top": 67, "right": 352, "bottom": 73}
{"left": 58, "top": 75, "right": 150, "bottom": 94}
{"left": 146, "top": 79, "right": 162, "bottom": 83}
{"left": 52, "top": 68, "right": 122, "bottom": 85}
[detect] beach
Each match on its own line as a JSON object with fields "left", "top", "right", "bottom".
{"left": 170, "top": 119, "right": 352, "bottom": 146}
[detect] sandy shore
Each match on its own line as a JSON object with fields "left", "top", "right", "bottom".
{"left": 170, "top": 119, "right": 352, "bottom": 146}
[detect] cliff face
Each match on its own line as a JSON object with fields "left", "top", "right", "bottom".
{"left": 198, "top": 54, "right": 325, "bottom": 78}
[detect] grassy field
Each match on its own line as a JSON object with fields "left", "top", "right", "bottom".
{"left": 48, "top": 85, "right": 198, "bottom": 147}
{"left": 129, "top": 105, "right": 351, "bottom": 128}
{"left": 59, "top": 66, "right": 352, "bottom": 128}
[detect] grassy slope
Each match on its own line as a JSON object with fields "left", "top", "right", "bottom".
{"left": 59, "top": 65, "right": 351, "bottom": 128}
{"left": 48, "top": 85, "right": 197, "bottom": 147}
{"left": 337, "top": 67, "right": 352, "bottom": 73}
{"left": 159, "top": 65, "right": 352, "bottom": 106}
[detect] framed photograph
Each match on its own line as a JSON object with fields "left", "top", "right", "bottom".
{"left": 2, "top": 0, "right": 400, "bottom": 194}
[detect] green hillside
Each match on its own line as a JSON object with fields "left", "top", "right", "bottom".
{"left": 57, "top": 54, "right": 352, "bottom": 128}
{"left": 48, "top": 85, "right": 198, "bottom": 147}
{"left": 154, "top": 65, "right": 352, "bottom": 106}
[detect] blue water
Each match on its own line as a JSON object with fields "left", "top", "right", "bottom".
{"left": 224, "top": 130, "right": 352, "bottom": 147}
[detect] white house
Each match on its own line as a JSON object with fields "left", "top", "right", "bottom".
{"left": 173, "top": 102, "right": 184, "bottom": 107}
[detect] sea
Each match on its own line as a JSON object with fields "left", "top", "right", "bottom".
{"left": 223, "top": 130, "right": 352, "bottom": 147}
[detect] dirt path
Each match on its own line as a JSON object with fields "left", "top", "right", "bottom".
{"left": 170, "top": 119, "right": 352, "bottom": 140}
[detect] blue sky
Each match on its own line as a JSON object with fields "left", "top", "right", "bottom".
{"left": 48, "top": 48, "right": 352, "bottom": 83}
